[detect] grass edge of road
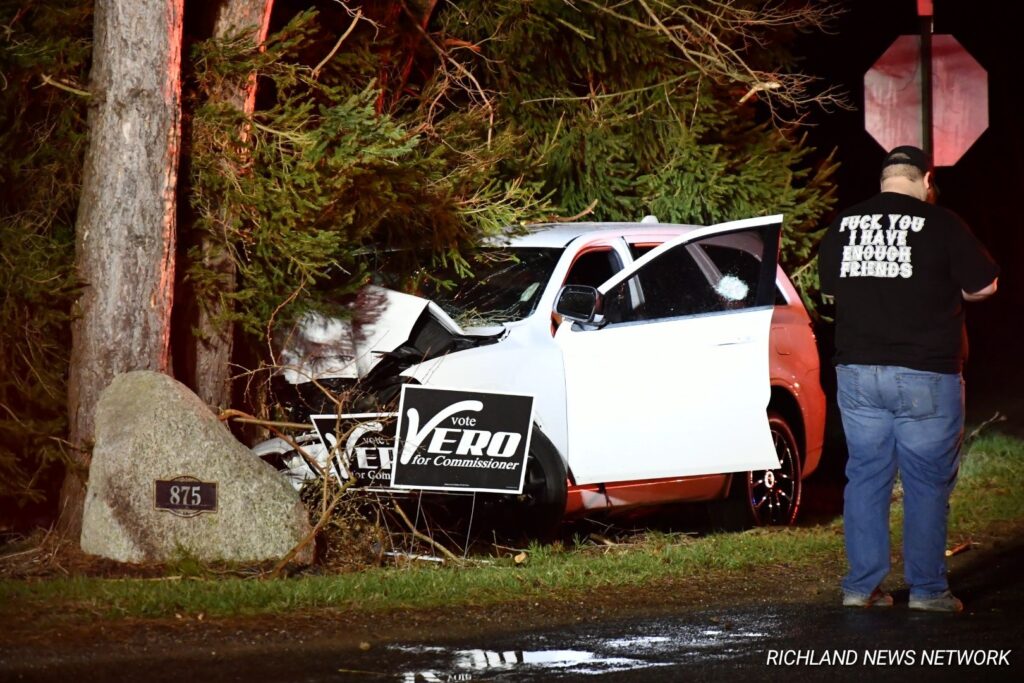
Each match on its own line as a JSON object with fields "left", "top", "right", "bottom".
{"left": 2, "top": 431, "right": 1023, "bottom": 622}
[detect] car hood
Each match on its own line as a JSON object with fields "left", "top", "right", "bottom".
{"left": 278, "top": 286, "right": 499, "bottom": 384}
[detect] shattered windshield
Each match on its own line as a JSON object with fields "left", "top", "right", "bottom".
{"left": 428, "top": 248, "right": 563, "bottom": 327}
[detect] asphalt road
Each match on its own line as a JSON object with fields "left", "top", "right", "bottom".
{"left": 330, "top": 541, "right": 1024, "bottom": 682}
{"left": 4, "top": 539, "right": 1021, "bottom": 683}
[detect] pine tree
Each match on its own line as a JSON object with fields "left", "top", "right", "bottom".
{"left": 434, "top": 0, "right": 838, "bottom": 296}
{"left": 0, "top": 0, "right": 91, "bottom": 514}
{"left": 0, "top": 1, "right": 842, "bottom": 520}
{"left": 186, "top": 11, "right": 550, "bottom": 419}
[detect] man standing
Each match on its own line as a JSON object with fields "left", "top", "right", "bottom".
{"left": 818, "top": 146, "right": 999, "bottom": 612}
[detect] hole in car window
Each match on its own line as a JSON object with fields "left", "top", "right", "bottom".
{"left": 698, "top": 243, "right": 761, "bottom": 309}
{"left": 426, "top": 247, "right": 563, "bottom": 327}
{"left": 564, "top": 249, "right": 621, "bottom": 288}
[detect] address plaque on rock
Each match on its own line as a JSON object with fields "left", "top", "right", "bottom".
{"left": 154, "top": 476, "right": 218, "bottom": 518}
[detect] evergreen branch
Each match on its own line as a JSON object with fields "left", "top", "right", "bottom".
{"left": 571, "top": 0, "right": 741, "bottom": 83}
{"left": 786, "top": 257, "right": 816, "bottom": 282}
{"left": 642, "top": 0, "right": 789, "bottom": 120}
{"left": 0, "top": 402, "right": 28, "bottom": 428}
{"left": 567, "top": 0, "right": 849, "bottom": 124}
{"left": 638, "top": 0, "right": 722, "bottom": 79}
{"left": 521, "top": 75, "right": 686, "bottom": 104}
{"left": 2, "top": 6, "right": 28, "bottom": 38}
{"left": 399, "top": 1, "right": 495, "bottom": 142}
{"left": 684, "top": 0, "right": 841, "bottom": 32}
{"left": 548, "top": 198, "right": 599, "bottom": 223}
{"left": 250, "top": 120, "right": 313, "bottom": 144}
{"left": 266, "top": 283, "right": 305, "bottom": 364}
{"left": 554, "top": 16, "right": 596, "bottom": 40}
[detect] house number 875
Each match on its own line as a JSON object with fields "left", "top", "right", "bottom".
{"left": 169, "top": 485, "right": 201, "bottom": 506}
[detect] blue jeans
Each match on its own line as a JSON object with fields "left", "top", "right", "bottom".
{"left": 836, "top": 364, "right": 964, "bottom": 600}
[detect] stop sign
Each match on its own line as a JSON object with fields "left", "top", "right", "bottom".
{"left": 865, "top": 35, "right": 988, "bottom": 166}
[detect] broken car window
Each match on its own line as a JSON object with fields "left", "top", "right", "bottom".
{"left": 428, "top": 248, "right": 563, "bottom": 326}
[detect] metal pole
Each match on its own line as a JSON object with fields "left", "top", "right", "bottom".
{"left": 464, "top": 492, "right": 477, "bottom": 559}
{"left": 919, "top": 0, "right": 934, "bottom": 157}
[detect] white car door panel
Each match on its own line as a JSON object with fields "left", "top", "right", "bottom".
{"left": 404, "top": 323, "right": 570, "bottom": 462}
{"left": 556, "top": 216, "right": 783, "bottom": 485}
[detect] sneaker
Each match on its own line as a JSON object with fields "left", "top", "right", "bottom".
{"left": 908, "top": 590, "right": 964, "bottom": 612}
{"left": 842, "top": 588, "right": 894, "bottom": 608}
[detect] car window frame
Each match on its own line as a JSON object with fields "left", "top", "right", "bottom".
{"left": 597, "top": 218, "right": 782, "bottom": 326}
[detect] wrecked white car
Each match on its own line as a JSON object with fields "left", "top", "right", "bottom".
{"left": 253, "top": 216, "right": 826, "bottom": 534}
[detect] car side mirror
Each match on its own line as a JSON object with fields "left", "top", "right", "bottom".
{"left": 555, "top": 285, "right": 601, "bottom": 324}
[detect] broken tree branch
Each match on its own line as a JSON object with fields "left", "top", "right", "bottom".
{"left": 392, "top": 501, "right": 461, "bottom": 563}
{"left": 312, "top": 9, "right": 363, "bottom": 80}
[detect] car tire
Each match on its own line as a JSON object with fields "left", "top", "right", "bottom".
{"left": 744, "top": 410, "right": 803, "bottom": 526}
{"left": 708, "top": 410, "right": 803, "bottom": 530}
{"left": 482, "top": 425, "right": 567, "bottom": 541}
{"left": 523, "top": 426, "right": 569, "bottom": 538}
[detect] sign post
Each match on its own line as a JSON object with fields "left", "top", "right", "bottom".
{"left": 918, "top": 0, "right": 933, "bottom": 157}
{"left": 864, "top": 2, "right": 988, "bottom": 166}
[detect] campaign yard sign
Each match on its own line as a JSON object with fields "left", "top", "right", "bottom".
{"left": 310, "top": 413, "right": 398, "bottom": 489}
{"left": 392, "top": 386, "right": 534, "bottom": 494}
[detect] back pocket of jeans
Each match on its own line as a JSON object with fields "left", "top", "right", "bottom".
{"left": 895, "top": 373, "right": 938, "bottom": 418}
{"left": 835, "top": 365, "right": 863, "bottom": 410}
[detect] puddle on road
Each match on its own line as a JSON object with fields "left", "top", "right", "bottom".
{"left": 387, "top": 646, "right": 650, "bottom": 681}
{"left": 381, "top": 613, "right": 779, "bottom": 681}
{"left": 454, "top": 647, "right": 639, "bottom": 671}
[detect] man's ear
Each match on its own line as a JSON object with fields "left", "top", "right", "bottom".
{"left": 924, "top": 170, "right": 940, "bottom": 203}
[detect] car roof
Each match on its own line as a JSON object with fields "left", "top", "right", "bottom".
{"left": 501, "top": 221, "right": 702, "bottom": 248}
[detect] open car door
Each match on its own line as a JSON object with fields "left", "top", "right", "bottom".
{"left": 556, "top": 215, "right": 783, "bottom": 485}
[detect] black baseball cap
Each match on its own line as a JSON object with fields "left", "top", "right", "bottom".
{"left": 881, "top": 145, "right": 933, "bottom": 173}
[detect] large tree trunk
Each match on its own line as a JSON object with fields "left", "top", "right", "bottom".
{"left": 62, "top": 0, "right": 184, "bottom": 537}
{"left": 188, "top": 0, "right": 274, "bottom": 411}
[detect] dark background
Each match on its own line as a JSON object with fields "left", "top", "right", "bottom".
{"left": 798, "top": 0, "right": 1021, "bottom": 411}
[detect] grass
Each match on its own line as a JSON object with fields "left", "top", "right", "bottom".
{"left": 2, "top": 431, "right": 1022, "bottom": 621}
{"left": 953, "top": 432, "right": 1024, "bottom": 527}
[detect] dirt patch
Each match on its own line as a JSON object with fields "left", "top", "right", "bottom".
{"left": 0, "top": 531, "right": 279, "bottom": 580}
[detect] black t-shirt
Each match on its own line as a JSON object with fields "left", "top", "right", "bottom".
{"left": 818, "top": 192, "right": 999, "bottom": 373}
